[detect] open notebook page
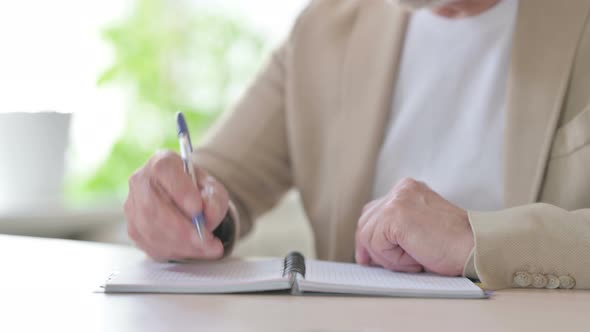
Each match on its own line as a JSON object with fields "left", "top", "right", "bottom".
{"left": 297, "top": 260, "right": 485, "bottom": 298}
{"left": 105, "top": 258, "right": 291, "bottom": 293}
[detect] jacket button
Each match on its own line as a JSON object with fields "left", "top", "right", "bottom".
{"left": 513, "top": 272, "right": 532, "bottom": 288}
{"left": 532, "top": 274, "right": 548, "bottom": 288}
{"left": 545, "top": 274, "right": 560, "bottom": 289}
{"left": 558, "top": 275, "right": 576, "bottom": 289}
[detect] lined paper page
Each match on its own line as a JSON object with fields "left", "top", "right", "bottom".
{"left": 105, "top": 258, "right": 289, "bottom": 293}
{"left": 300, "top": 260, "right": 484, "bottom": 298}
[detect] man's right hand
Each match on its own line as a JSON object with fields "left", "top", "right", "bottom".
{"left": 124, "top": 151, "right": 230, "bottom": 261}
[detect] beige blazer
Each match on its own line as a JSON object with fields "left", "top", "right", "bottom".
{"left": 194, "top": 0, "right": 590, "bottom": 290}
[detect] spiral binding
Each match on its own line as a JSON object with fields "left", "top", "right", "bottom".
{"left": 283, "top": 251, "right": 306, "bottom": 278}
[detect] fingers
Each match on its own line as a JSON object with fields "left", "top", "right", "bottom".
{"left": 127, "top": 173, "right": 223, "bottom": 261}
{"left": 358, "top": 199, "right": 383, "bottom": 231}
{"left": 355, "top": 198, "right": 385, "bottom": 264}
{"left": 195, "top": 167, "right": 229, "bottom": 231}
{"left": 362, "top": 199, "right": 381, "bottom": 214}
{"left": 355, "top": 243, "right": 371, "bottom": 265}
{"left": 150, "top": 151, "right": 204, "bottom": 221}
{"left": 356, "top": 200, "right": 423, "bottom": 273}
{"left": 150, "top": 151, "right": 229, "bottom": 232}
{"left": 363, "top": 233, "right": 423, "bottom": 273}
{"left": 125, "top": 151, "right": 231, "bottom": 261}
{"left": 365, "top": 238, "right": 423, "bottom": 273}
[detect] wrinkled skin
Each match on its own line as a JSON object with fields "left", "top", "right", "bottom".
{"left": 124, "top": 151, "right": 229, "bottom": 261}
{"left": 355, "top": 178, "right": 475, "bottom": 276}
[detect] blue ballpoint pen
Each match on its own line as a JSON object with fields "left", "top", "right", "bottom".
{"left": 176, "top": 112, "right": 206, "bottom": 241}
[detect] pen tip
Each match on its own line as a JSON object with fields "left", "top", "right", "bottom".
{"left": 176, "top": 112, "right": 188, "bottom": 135}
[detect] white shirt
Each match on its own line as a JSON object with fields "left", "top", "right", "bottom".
{"left": 372, "top": 0, "right": 519, "bottom": 211}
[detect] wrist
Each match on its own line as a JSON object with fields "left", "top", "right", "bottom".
{"left": 462, "top": 211, "right": 479, "bottom": 279}
{"left": 462, "top": 247, "right": 478, "bottom": 279}
{"left": 453, "top": 209, "right": 475, "bottom": 276}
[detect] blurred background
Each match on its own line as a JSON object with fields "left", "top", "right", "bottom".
{"left": 0, "top": 0, "right": 315, "bottom": 258}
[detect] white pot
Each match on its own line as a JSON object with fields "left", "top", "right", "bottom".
{"left": 0, "top": 112, "right": 71, "bottom": 212}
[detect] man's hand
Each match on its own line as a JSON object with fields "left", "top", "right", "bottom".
{"left": 355, "top": 178, "right": 474, "bottom": 276}
{"left": 124, "top": 151, "right": 230, "bottom": 261}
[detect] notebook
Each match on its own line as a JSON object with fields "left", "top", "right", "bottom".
{"left": 103, "top": 252, "right": 486, "bottom": 299}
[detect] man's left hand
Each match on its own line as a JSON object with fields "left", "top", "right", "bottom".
{"left": 355, "top": 178, "right": 475, "bottom": 276}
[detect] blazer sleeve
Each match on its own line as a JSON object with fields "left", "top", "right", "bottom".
{"left": 191, "top": 36, "right": 294, "bottom": 238}
{"left": 468, "top": 204, "right": 590, "bottom": 290}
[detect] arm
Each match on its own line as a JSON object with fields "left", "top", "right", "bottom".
{"left": 469, "top": 12, "right": 590, "bottom": 289}
{"left": 125, "top": 10, "right": 306, "bottom": 259}
{"left": 193, "top": 39, "right": 293, "bottom": 240}
{"left": 469, "top": 204, "right": 590, "bottom": 289}
{"left": 355, "top": 178, "right": 590, "bottom": 291}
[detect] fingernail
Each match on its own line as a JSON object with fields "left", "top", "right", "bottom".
{"left": 203, "top": 184, "right": 215, "bottom": 198}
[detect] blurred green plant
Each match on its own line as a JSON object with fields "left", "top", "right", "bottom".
{"left": 66, "top": 0, "right": 266, "bottom": 203}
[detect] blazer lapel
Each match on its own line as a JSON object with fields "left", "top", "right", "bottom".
{"left": 330, "top": 1, "right": 409, "bottom": 260}
{"left": 503, "top": 0, "right": 590, "bottom": 207}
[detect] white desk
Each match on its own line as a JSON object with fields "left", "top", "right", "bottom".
{"left": 2, "top": 235, "right": 588, "bottom": 332}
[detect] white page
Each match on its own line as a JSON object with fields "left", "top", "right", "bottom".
{"left": 298, "top": 260, "right": 485, "bottom": 299}
{"left": 105, "top": 258, "right": 291, "bottom": 294}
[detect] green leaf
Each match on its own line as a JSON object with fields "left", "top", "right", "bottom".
{"left": 65, "top": 0, "right": 266, "bottom": 204}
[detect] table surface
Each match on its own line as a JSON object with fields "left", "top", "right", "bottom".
{"left": 2, "top": 235, "right": 589, "bottom": 332}
{"left": 0, "top": 206, "right": 123, "bottom": 238}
